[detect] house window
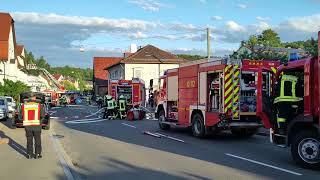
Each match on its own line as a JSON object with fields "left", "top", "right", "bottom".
{"left": 115, "top": 70, "right": 119, "bottom": 78}
{"left": 135, "top": 69, "right": 142, "bottom": 79}
{"left": 10, "top": 59, "right": 15, "bottom": 64}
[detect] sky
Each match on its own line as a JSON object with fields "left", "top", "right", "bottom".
{"left": 1, "top": 0, "right": 320, "bottom": 67}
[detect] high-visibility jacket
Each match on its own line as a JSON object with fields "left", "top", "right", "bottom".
{"left": 274, "top": 75, "right": 302, "bottom": 104}
{"left": 274, "top": 75, "right": 302, "bottom": 125}
{"left": 119, "top": 99, "right": 127, "bottom": 111}
{"left": 107, "top": 99, "right": 116, "bottom": 110}
{"left": 22, "top": 102, "right": 41, "bottom": 126}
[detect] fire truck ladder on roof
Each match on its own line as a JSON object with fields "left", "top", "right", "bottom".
{"left": 224, "top": 64, "right": 241, "bottom": 120}
{"left": 39, "top": 68, "right": 62, "bottom": 90}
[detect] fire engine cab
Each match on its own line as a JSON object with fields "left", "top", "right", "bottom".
{"left": 155, "top": 59, "right": 279, "bottom": 137}
{"left": 109, "top": 78, "right": 146, "bottom": 107}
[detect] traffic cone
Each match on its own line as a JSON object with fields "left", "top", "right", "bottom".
{"left": 0, "top": 138, "right": 9, "bottom": 144}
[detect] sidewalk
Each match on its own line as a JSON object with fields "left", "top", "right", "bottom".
{"left": 0, "top": 121, "right": 67, "bottom": 180}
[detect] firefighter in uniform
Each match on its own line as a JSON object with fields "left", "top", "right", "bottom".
{"left": 273, "top": 74, "right": 303, "bottom": 133}
{"left": 103, "top": 95, "right": 117, "bottom": 119}
{"left": 118, "top": 95, "right": 127, "bottom": 119}
{"left": 23, "top": 95, "right": 44, "bottom": 159}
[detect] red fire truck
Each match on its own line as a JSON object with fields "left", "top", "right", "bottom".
{"left": 155, "top": 59, "right": 279, "bottom": 138}
{"left": 257, "top": 32, "right": 320, "bottom": 168}
{"left": 109, "top": 78, "right": 146, "bottom": 107}
{"left": 42, "top": 89, "right": 58, "bottom": 107}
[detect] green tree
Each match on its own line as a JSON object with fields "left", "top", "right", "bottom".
{"left": 0, "top": 79, "right": 30, "bottom": 101}
{"left": 177, "top": 54, "right": 205, "bottom": 61}
{"left": 60, "top": 80, "right": 76, "bottom": 90}
{"left": 257, "top": 29, "right": 282, "bottom": 47}
{"left": 304, "top": 37, "right": 318, "bottom": 57}
{"left": 25, "top": 51, "right": 36, "bottom": 65}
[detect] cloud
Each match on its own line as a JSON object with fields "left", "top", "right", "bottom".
{"left": 128, "top": 0, "right": 168, "bottom": 12}
{"left": 226, "top": 21, "right": 245, "bottom": 32}
{"left": 169, "top": 23, "right": 203, "bottom": 32}
{"left": 237, "top": 3, "right": 248, "bottom": 9}
{"left": 11, "top": 11, "right": 320, "bottom": 67}
{"left": 256, "top": 16, "right": 271, "bottom": 21}
{"left": 212, "top": 16, "right": 223, "bottom": 21}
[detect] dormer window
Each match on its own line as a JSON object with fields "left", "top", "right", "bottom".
{"left": 10, "top": 59, "right": 15, "bottom": 64}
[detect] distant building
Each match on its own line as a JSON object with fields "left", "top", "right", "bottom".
{"left": 93, "top": 57, "right": 122, "bottom": 96}
{"left": 53, "top": 74, "right": 64, "bottom": 82}
{"left": 106, "top": 44, "right": 187, "bottom": 100}
{"left": 0, "top": 12, "right": 19, "bottom": 83}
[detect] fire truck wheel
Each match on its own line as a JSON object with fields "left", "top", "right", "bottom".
{"left": 192, "top": 113, "right": 205, "bottom": 138}
{"left": 291, "top": 130, "right": 320, "bottom": 169}
{"left": 158, "top": 110, "right": 170, "bottom": 130}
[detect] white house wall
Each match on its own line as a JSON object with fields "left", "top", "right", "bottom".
{"left": 124, "top": 63, "right": 179, "bottom": 87}
{"left": 5, "top": 26, "right": 18, "bottom": 82}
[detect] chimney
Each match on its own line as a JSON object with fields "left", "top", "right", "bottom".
{"left": 130, "top": 44, "right": 137, "bottom": 53}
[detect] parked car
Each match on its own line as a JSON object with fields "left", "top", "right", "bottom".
{"left": 4, "top": 96, "right": 16, "bottom": 114}
{"left": 0, "top": 97, "right": 9, "bottom": 121}
{"left": 12, "top": 92, "right": 50, "bottom": 130}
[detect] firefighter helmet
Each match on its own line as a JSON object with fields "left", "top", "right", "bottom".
{"left": 106, "top": 95, "right": 113, "bottom": 100}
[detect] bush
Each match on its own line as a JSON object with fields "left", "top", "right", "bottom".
{"left": 0, "top": 79, "right": 30, "bottom": 101}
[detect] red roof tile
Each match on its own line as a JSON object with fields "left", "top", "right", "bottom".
{"left": 93, "top": 57, "right": 122, "bottom": 81}
{"left": 121, "top": 45, "right": 186, "bottom": 64}
{"left": 16, "top": 44, "right": 24, "bottom": 55}
{"left": 0, "top": 12, "right": 16, "bottom": 61}
{"left": 53, "top": 74, "right": 63, "bottom": 81}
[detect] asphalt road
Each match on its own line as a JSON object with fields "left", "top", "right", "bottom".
{"left": 43, "top": 104, "right": 320, "bottom": 179}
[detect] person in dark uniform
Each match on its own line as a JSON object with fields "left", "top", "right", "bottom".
{"left": 23, "top": 95, "right": 45, "bottom": 159}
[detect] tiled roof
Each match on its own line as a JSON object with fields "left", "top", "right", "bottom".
{"left": 93, "top": 57, "right": 122, "bottom": 81}
{"left": 121, "top": 45, "right": 186, "bottom": 64}
{"left": 0, "top": 12, "right": 16, "bottom": 61}
{"left": 53, "top": 74, "right": 63, "bottom": 80}
{"left": 16, "top": 44, "right": 24, "bottom": 56}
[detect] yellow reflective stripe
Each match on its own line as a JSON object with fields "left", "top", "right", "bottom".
{"left": 277, "top": 117, "right": 286, "bottom": 123}
{"left": 234, "top": 70, "right": 240, "bottom": 77}
{"left": 233, "top": 95, "right": 239, "bottom": 103}
{"left": 271, "top": 67, "right": 277, "bottom": 74}
{"left": 274, "top": 97, "right": 303, "bottom": 104}
{"left": 225, "top": 72, "right": 232, "bottom": 80}
{"left": 23, "top": 120, "right": 40, "bottom": 126}
{"left": 225, "top": 79, "right": 232, "bottom": 89}
{"left": 233, "top": 111, "right": 239, "bottom": 118}
{"left": 225, "top": 86, "right": 233, "bottom": 97}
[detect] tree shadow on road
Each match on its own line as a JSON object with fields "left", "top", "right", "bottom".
{"left": 59, "top": 157, "right": 212, "bottom": 180}
{"left": 0, "top": 130, "right": 27, "bottom": 157}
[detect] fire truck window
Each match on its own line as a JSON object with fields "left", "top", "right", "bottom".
{"left": 284, "top": 81, "right": 292, "bottom": 96}
{"left": 241, "top": 72, "right": 256, "bottom": 112}
{"left": 208, "top": 73, "right": 220, "bottom": 111}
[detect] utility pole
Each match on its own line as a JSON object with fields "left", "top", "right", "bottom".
{"left": 207, "top": 27, "right": 211, "bottom": 59}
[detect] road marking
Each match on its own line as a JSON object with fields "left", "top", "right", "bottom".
{"left": 154, "top": 133, "right": 185, "bottom": 143}
{"left": 65, "top": 116, "right": 108, "bottom": 124}
{"left": 49, "top": 130, "right": 76, "bottom": 180}
{"left": 225, "top": 153, "right": 302, "bottom": 176}
{"left": 49, "top": 111, "right": 57, "bottom": 115}
{"left": 51, "top": 107, "right": 61, "bottom": 110}
{"left": 121, "top": 123, "right": 137, "bottom": 128}
{"left": 51, "top": 117, "right": 59, "bottom": 119}
{"left": 85, "top": 108, "right": 105, "bottom": 118}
